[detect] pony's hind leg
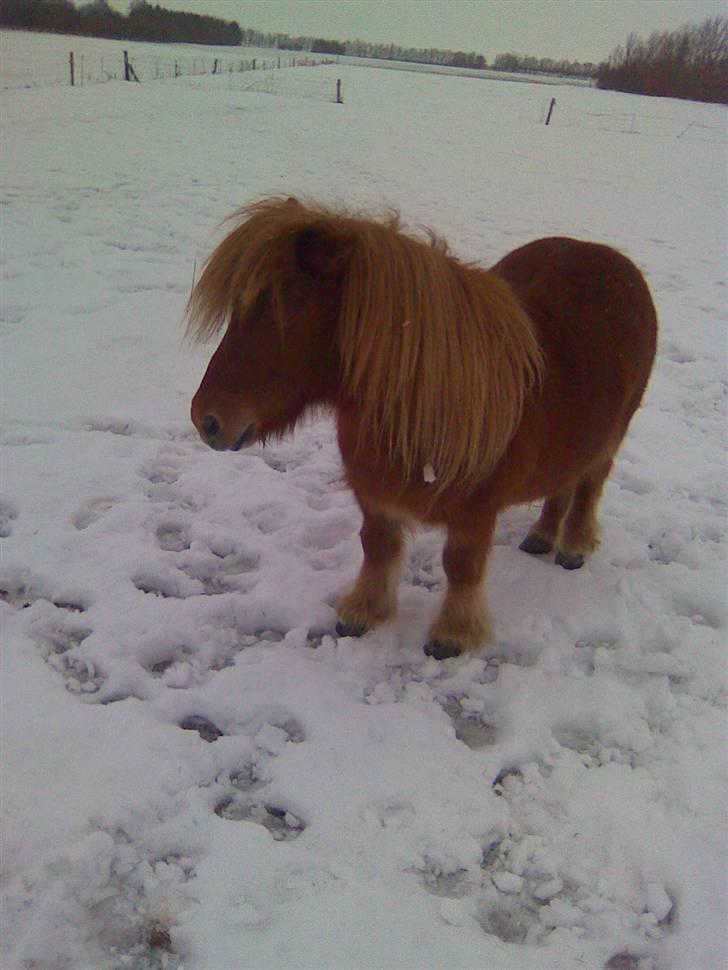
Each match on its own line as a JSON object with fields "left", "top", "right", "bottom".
{"left": 336, "top": 505, "right": 405, "bottom": 637}
{"left": 519, "top": 491, "right": 574, "bottom": 557}
{"left": 555, "top": 459, "right": 613, "bottom": 569}
{"left": 425, "top": 516, "right": 496, "bottom": 660}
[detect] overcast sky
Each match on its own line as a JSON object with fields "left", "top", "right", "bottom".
{"left": 107, "top": 1, "right": 726, "bottom": 63}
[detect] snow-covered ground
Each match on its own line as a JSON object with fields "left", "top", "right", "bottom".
{"left": 1, "top": 30, "right": 726, "bottom": 970}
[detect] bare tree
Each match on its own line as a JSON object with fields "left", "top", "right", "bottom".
{"left": 597, "top": 16, "right": 728, "bottom": 103}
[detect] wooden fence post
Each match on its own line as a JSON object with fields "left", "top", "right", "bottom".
{"left": 69, "top": 51, "right": 74, "bottom": 86}
{"left": 545, "top": 97, "right": 556, "bottom": 125}
{"left": 336, "top": 79, "right": 343, "bottom": 104}
{"left": 123, "top": 51, "right": 140, "bottom": 82}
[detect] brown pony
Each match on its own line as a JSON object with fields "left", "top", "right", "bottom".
{"left": 187, "top": 198, "right": 657, "bottom": 659}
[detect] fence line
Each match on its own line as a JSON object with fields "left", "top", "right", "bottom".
{"left": 1, "top": 46, "right": 336, "bottom": 90}
{"left": 77, "top": 51, "right": 334, "bottom": 83}
{"left": 539, "top": 97, "right": 726, "bottom": 143}
{"left": 182, "top": 69, "right": 344, "bottom": 104}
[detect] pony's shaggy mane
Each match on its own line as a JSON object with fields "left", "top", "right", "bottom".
{"left": 187, "top": 197, "right": 545, "bottom": 493}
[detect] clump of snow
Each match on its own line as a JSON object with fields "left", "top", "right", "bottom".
{"left": 1, "top": 29, "right": 726, "bottom": 970}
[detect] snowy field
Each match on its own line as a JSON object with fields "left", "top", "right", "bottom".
{"left": 1, "top": 30, "right": 727, "bottom": 970}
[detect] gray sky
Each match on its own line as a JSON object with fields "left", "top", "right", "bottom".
{"left": 108, "top": 1, "right": 727, "bottom": 63}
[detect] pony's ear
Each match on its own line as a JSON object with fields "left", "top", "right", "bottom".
{"left": 295, "top": 226, "right": 353, "bottom": 280}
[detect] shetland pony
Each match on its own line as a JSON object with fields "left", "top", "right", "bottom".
{"left": 187, "top": 198, "right": 657, "bottom": 659}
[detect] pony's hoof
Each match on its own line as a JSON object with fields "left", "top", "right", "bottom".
{"left": 555, "top": 551, "right": 585, "bottom": 570}
{"left": 519, "top": 534, "right": 552, "bottom": 556}
{"left": 335, "top": 620, "right": 367, "bottom": 638}
{"left": 424, "top": 639, "right": 463, "bottom": 660}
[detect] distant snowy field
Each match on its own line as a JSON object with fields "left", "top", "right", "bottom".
{"left": 1, "top": 29, "right": 726, "bottom": 970}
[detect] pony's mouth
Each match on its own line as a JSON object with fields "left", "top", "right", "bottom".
{"left": 231, "top": 423, "right": 257, "bottom": 451}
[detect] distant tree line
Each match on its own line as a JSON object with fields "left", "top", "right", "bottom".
{"left": 0, "top": 0, "right": 242, "bottom": 46}
{"left": 597, "top": 17, "right": 727, "bottom": 103}
{"left": 238, "top": 28, "right": 490, "bottom": 70}
{"left": 493, "top": 52, "right": 595, "bottom": 78}
{"left": 238, "top": 28, "right": 599, "bottom": 77}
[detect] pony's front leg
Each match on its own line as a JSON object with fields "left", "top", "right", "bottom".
{"left": 425, "top": 518, "right": 496, "bottom": 660}
{"left": 336, "top": 506, "right": 405, "bottom": 638}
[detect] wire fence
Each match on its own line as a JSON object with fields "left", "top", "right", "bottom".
{"left": 121, "top": 51, "right": 334, "bottom": 85}
{"left": 178, "top": 68, "right": 344, "bottom": 104}
{"left": 564, "top": 109, "right": 726, "bottom": 142}
{"left": 0, "top": 36, "right": 336, "bottom": 92}
{"left": 539, "top": 97, "right": 727, "bottom": 143}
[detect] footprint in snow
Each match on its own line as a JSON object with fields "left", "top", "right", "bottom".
{"left": 0, "top": 574, "right": 87, "bottom": 614}
{"left": 138, "top": 446, "right": 195, "bottom": 503}
{"left": 0, "top": 429, "right": 56, "bottom": 447}
{"left": 418, "top": 858, "right": 471, "bottom": 899}
{"left": 0, "top": 578, "right": 104, "bottom": 695}
{"left": 81, "top": 416, "right": 137, "bottom": 437}
{"left": 477, "top": 894, "right": 541, "bottom": 945}
{"left": 552, "top": 726, "right": 638, "bottom": 769}
{"left": 155, "top": 521, "right": 191, "bottom": 552}
{"left": 258, "top": 454, "right": 288, "bottom": 473}
{"left": 73, "top": 496, "right": 117, "bottom": 531}
{"left": 31, "top": 618, "right": 92, "bottom": 656}
{"left": 132, "top": 568, "right": 190, "bottom": 599}
{"left": 664, "top": 342, "right": 696, "bottom": 365}
{"left": 146, "top": 647, "right": 193, "bottom": 678}
{"left": 141, "top": 463, "right": 180, "bottom": 486}
{"left": 480, "top": 768, "right": 676, "bottom": 952}
{"left": 604, "top": 955, "right": 646, "bottom": 970}
{"left": 361, "top": 800, "right": 416, "bottom": 832}
{"left": 0, "top": 302, "right": 27, "bottom": 327}
{"left": 214, "top": 800, "right": 306, "bottom": 841}
{"left": 179, "top": 715, "right": 225, "bottom": 742}
{"left": 211, "top": 719, "right": 307, "bottom": 841}
{"left": 139, "top": 458, "right": 183, "bottom": 502}
{"left": 441, "top": 696, "right": 499, "bottom": 749}
{"left": 617, "top": 473, "right": 655, "bottom": 497}
{"left": 0, "top": 497, "right": 19, "bottom": 537}
{"left": 27, "top": 611, "right": 100, "bottom": 695}
{"left": 297, "top": 513, "right": 355, "bottom": 551}
{"left": 134, "top": 544, "right": 261, "bottom": 599}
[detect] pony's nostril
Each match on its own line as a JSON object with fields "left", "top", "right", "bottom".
{"left": 202, "top": 414, "right": 221, "bottom": 440}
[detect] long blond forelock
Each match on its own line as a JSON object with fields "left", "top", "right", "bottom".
{"left": 185, "top": 199, "right": 303, "bottom": 342}
{"left": 186, "top": 198, "right": 544, "bottom": 493}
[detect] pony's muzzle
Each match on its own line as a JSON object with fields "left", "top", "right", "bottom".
{"left": 195, "top": 411, "right": 257, "bottom": 452}
{"left": 198, "top": 412, "right": 227, "bottom": 451}
{"left": 201, "top": 414, "right": 221, "bottom": 441}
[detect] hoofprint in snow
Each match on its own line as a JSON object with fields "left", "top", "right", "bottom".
{"left": 1, "top": 29, "right": 726, "bottom": 970}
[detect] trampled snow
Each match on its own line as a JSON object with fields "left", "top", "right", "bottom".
{"left": 1, "top": 30, "right": 726, "bottom": 970}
